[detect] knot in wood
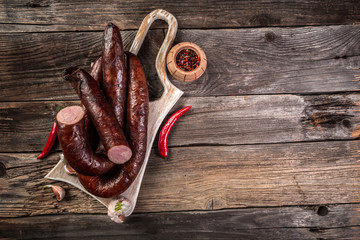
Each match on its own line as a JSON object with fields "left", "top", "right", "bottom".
{"left": 265, "top": 32, "right": 276, "bottom": 42}
{"left": 317, "top": 206, "right": 328, "bottom": 216}
{"left": 0, "top": 162, "right": 6, "bottom": 178}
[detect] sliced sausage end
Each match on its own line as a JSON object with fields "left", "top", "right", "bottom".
{"left": 107, "top": 145, "right": 132, "bottom": 164}
{"left": 56, "top": 106, "right": 84, "bottom": 125}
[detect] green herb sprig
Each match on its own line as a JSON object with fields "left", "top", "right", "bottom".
{"left": 115, "top": 201, "right": 123, "bottom": 211}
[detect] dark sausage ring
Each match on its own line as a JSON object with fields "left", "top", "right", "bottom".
{"left": 63, "top": 67, "right": 132, "bottom": 165}
{"left": 57, "top": 106, "right": 114, "bottom": 176}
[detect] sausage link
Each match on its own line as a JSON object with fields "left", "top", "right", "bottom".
{"left": 63, "top": 67, "right": 132, "bottom": 164}
{"left": 56, "top": 106, "right": 114, "bottom": 176}
{"left": 85, "top": 56, "right": 103, "bottom": 150}
{"left": 102, "top": 23, "right": 127, "bottom": 128}
{"left": 89, "top": 56, "right": 103, "bottom": 88}
{"left": 78, "top": 52, "right": 149, "bottom": 198}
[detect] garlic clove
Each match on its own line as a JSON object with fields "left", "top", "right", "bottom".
{"left": 64, "top": 164, "right": 77, "bottom": 175}
{"left": 42, "top": 185, "right": 66, "bottom": 201}
{"left": 51, "top": 185, "right": 65, "bottom": 201}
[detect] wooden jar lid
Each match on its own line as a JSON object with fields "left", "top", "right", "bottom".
{"left": 167, "top": 42, "right": 207, "bottom": 82}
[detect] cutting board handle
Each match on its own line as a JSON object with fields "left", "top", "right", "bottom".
{"left": 130, "top": 9, "right": 178, "bottom": 93}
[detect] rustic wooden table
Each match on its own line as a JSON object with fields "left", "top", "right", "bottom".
{"left": 1, "top": 1, "right": 360, "bottom": 239}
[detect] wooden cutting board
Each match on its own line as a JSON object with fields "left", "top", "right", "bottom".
{"left": 45, "top": 9, "right": 183, "bottom": 217}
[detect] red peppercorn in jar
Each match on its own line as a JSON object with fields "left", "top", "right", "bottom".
{"left": 167, "top": 42, "right": 207, "bottom": 82}
{"left": 176, "top": 49, "right": 200, "bottom": 71}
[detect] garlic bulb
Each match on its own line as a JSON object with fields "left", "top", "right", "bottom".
{"left": 107, "top": 196, "right": 131, "bottom": 223}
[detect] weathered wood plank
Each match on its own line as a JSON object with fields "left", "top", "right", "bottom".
{"left": 0, "top": 204, "right": 359, "bottom": 239}
{"left": 1, "top": 0, "right": 360, "bottom": 32}
{"left": 1, "top": 94, "right": 360, "bottom": 152}
{"left": 173, "top": 25, "right": 360, "bottom": 96}
{"left": 0, "top": 141, "right": 359, "bottom": 217}
{"left": 131, "top": 94, "right": 360, "bottom": 146}
{"left": 1, "top": 25, "right": 360, "bottom": 101}
{"left": 0, "top": 30, "right": 163, "bottom": 101}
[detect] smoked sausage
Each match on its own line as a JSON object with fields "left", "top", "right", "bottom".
{"left": 56, "top": 106, "right": 114, "bottom": 176}
{"left": 85, "top": 56, "right": 103, "bottom": 150}
{"left": 78, "top": 52, "right": 149, "bottom": 198}
{"left": 102, "top": 23, "right": 127, "bottom": 128}
{"left": 63, "top": 67, "right": 132, "bottom": 164}
{"left": 89, "top": 56, "right": 103, "bottom": 88}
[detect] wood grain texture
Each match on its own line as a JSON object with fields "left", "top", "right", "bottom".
{"left": 1, "top": 94, "right": 360, "bottom": 152}
{"left": 0, "top": 204, "right": 359, "bottom": 239}
{"left": 172, "top": 25, "right": 360, "bottom": 96}
{"left": 1, "top": 2, "right": 359, "bottom": 238}
{"left": 0, "top": 29, "right": 163, "bottom": 101}
{"left": 1, "top": 0, "right": 360, "bottom": 32}
{"left": 1, "top": 25, "right": 360, "bottom": 102}
{"left": 1, "top": 140, "right": 359, "bottom": 217}
{"left": 162, "top": 94, "right": 360, "bottom": 146}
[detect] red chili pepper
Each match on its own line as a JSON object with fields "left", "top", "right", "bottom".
{"left": 37, "top": 122, "right": 57, "bottom": 159}
{"left": 158, "top": 106, "right": 192, "bottom": 158}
